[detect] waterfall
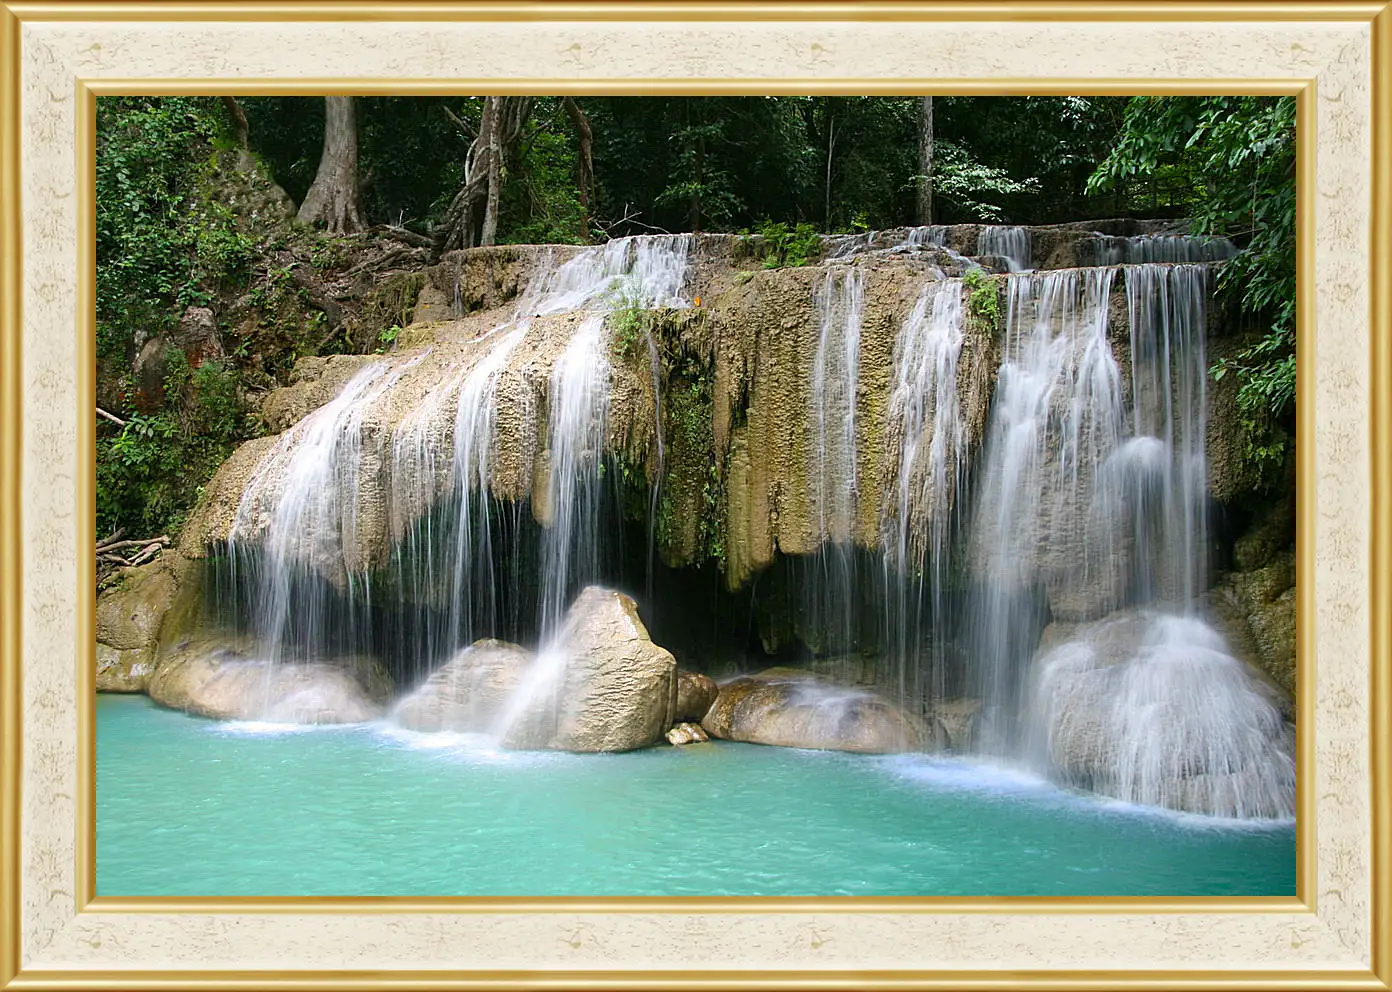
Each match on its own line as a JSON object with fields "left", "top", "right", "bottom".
{"left": 906, "top": 226, "right": 948, "bottom": 248}
{"left": 1086, "top": 234, "right": 1237, "bottom": 266}
{"left": 230, "top": 356, "right": 424, "bottom": 670}
{"left": 810, "top": 266, "right": 865, "bottom": 545}
{"left": 225, "top": 235, "right": 692, "bottom": 715}
{"left": 1119, "top": 263, "right": 1211, "bottom": 603}
{"left": 538, "top": 313, "right": 611, "bottom": 636}
{"left": 951, "top": 255, "right": 1292, "bottom": 818}
{"left": 968, "top": 267, "right": 1124, "bottom": 753}
{"left": 882, "top": 278, "right": 967, "bottom": 706}
{"left": 1031, "top": 613, "right": 1295, "bottom": 819}
{"left": 977, "top": 226, "right": 1032, "bottom": 272}
{"left": 799, "top": 266, "right": 866, "bottom": 664}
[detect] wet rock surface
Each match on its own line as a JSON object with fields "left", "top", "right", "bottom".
{"left": 702, "top": 667, "right": 929, "bottom": 753}
{"left": 501, "top": 587, "right": 678, "bottom": 753}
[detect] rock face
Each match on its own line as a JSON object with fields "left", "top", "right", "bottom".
{"left": 674, "top": 670, "right": 719, "bottom": 723}
{"left": 1030, "top": 609, "right": 1295, "bottom": 818}
{"left": 97, "top": 644, "right": 156, "bottom": 693}
{"left": 147, "top": 638, "right": 392, "bottom": 723}
{"left": 96, "top": 554, "right": 194, "bottom": 693}
{"left": 392, "top": 639, "right": 533, "bottom": 732}
{"left": 702, "top": 668, "right": 928, "bottom": 753}
{"left": 96, "top": 560, "right": 180, "bottom": 651}
{"left": 928, "top": 698, "right": 982, "bottom": 752}
{"left": 501, "top": 587, "right": 678, "bottom": 753}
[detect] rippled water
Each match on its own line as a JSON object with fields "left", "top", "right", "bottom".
{"left": 97, "top": 694, "right": 1295, "bottom": 897}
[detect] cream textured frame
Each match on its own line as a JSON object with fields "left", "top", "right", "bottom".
{"left": 0, "top": 3, "right": 1387, "bottom": 989}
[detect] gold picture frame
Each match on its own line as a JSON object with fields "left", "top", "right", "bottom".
{"left": 1, "top": 1, "right": 1387, "bottom": 987}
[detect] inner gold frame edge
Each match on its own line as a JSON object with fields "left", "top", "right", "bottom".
{"left": 73, "top": 75, "right": 1315, "bottom": 917}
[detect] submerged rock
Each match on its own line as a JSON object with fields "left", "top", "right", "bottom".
{"left": 501, "top": 587, "right": 678, "bottom": 753}
{"left": 392, "top": 639, "right": 533, "bottom": 732}
{"left": 148, "top": 639, "right": 392, "bottom": 723}
{"left": 701, "top": 668, "right": 928, "bottom": 753}
{"left": 674, "top": 670, "right": 718, "bottom": 723}
{"left": 1029, "top": 609, "right": 1294, "bottom": 818}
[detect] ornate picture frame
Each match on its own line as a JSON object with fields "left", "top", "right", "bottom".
{"left": 1, "top": 2, "right": 1387, "bottom": 987}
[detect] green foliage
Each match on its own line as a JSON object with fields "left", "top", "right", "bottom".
{"left": 962, "top": 267, "right": 1001, "bottom": 332}
{"left": 96, "top": 97, "right": 246, "bottom": 364}
{"left": 920, "top": 141, "right": 1042, "bottom": 223}
{"left": 1090, "top": 96, "right": 1296, "bottom": 487}
{"left": 501, "top": 106, "right": 590, "bottom": 245}
{"left": 375, "top": 324, "right": 402, "bottom": 353}
{"left": 606, "top": 286, "right": 649, "bottom": 360}
{"left": 745, "top": 221, "right": 822, "bottom": 269}
{"left": 97, "top": 351, "right": 246, "bottom": 537}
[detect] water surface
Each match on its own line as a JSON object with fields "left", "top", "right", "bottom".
{"left": 97, "top": 694, "right": 1295, "bottom": 897}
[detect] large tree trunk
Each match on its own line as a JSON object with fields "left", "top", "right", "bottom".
{"left": 916, "top": 96, "right": 934, "bottom": 226}
{"left": 563, "top": 97, "right": 594, "bottom": 239}
{"left": 824, "top": 100, "right": 837, "bottom": 230}
{"left": 297, "top": 96, "right": 366, "bottom": 234}
{"left": 436, "top": 97, "right": 532, "bottom": 251}
{"left": 481, "top": 97, "right": 503, "bottom": 246}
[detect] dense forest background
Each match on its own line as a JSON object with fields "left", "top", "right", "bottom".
{"left": 95, "top": 95, "right": 1295, "bottom": 550}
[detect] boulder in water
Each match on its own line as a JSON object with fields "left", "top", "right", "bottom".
{"left": 701, "top": 668, "right": 928, "bottom": 753}
{"left": 1030, "top": 609, "right": 1294, "bottom": 818}
{"left": 500, "top": 587, "right": 678, "bottom": 753}
{"left": 666, "top": 722, "right": 709, "bottom": 745}
{"left": 148, "top": 639, "right": 392, "bottom": 723}
{"left": 392, "top": 639, "right": 533, "bottom": 732}
{"left": 674, "top": 670, "right": 718, "bottom": 722}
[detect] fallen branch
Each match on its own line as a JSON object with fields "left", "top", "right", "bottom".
{"left": 370, "top": 224, "right": 436, "bottom": 250}
{"left": 97, "top": 407, "right": 127, "bottom": 427}
{"left": 95, "top": 535, "right": 168, "bottom": 554}
{"left": 96, "top": 527, "right": 127, "bottom": 550}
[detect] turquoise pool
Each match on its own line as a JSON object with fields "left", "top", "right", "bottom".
{"left": 97, "top": 694, "right": 1295, "bottom": 897}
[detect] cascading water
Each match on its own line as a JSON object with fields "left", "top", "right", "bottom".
{"left": 967, "top": 267, "right": 1124, "bottom": 753}
{"left": 224, "top": 234, "right": 693, "bottom": 733}
{"left": 956, "top": 251, "right": 1293, "bottom": 818}
{"left": 977, "top": 226, "right": 1032, "bottom": 272}
{"left": 1086, "top": 234, "right": 1237, "bottom": 265}
{"left": 804, "top": 265, "right": 866, "bottom": 664}
{"left": 213, "top": 220, "right": 1290, "bottom": 817}
{"left": 230, "top": 355, "right": 424, "bottom": 671}
{"left": 881, "top": 278, "right": 967, "bottom": 708}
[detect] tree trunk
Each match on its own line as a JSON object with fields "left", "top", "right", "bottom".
{"left": 824, "top": 100, "right": 837, "bottom": 230}
{"left": 436, "top": 97, "right": 532, "bottom": 251}
{"left": 481, "top": 97, "right": 503, "bottom": 247}
{"left": 916, "top": 97, "right": 934, "bottom": 225}
{"left": 221, "top": 97, "right": 249, "bottom": 149}
{"left": 297, "top": 96, "right": 366, "bottom": 234}
{"left": 563, "top": 97, "right": 594, "bottom": 239}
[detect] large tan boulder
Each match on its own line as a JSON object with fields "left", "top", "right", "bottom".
{"left": 96, "top": 559, "right": 180, "bottom": 651}
{"left": 97, "top": 643, "right": 156, "bottom": 693}
{"left": 96, "top": 552, "right": 198, "bottom": 693}
{"left": 148, "top": 639, "right": 392, "bottom": 723}
{"left": 500, "top": 586, "right": 678, "bottom": 752}
{"left": 674, "top": 670, "right": 719, "bottom": 723}
{"left": 701, "top": 668, "right": 928, "bottom": 753}
{"left": 392, "top": 639, "right": 533, "bottom": 732}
